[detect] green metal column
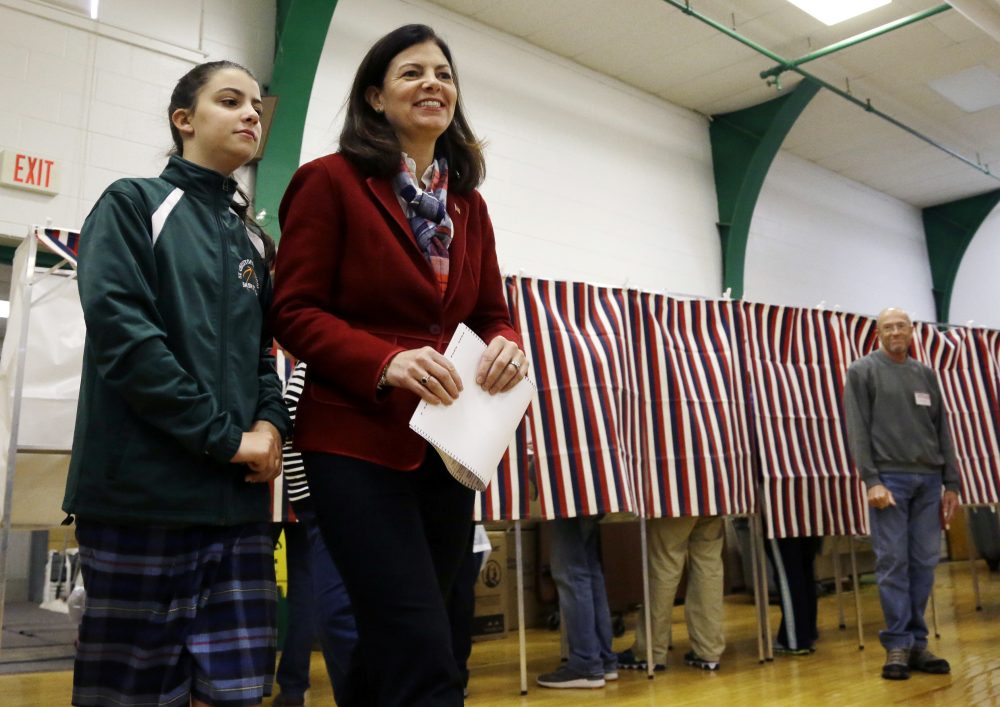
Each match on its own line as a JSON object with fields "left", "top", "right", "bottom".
{"left": 922, "top": 189, "right": 1000, "bottom": 323}
{"left": 256, "top": 0, "right": 339, "bottom": 241}
{"left": 710, "top": 79, "right": 820, "bottom": 297}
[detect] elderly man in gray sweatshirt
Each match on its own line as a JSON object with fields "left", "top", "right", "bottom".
{"left": 843, "top": 307, "right": 961, "bottom": 681}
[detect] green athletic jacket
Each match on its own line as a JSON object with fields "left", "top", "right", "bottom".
{"left": 62, "top": 155, "right": 291, "bottom": 526}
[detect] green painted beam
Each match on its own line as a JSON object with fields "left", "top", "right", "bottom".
{"left": 922, "top": 189, "right": 1000, "bottom": 324}
{"left": 255, "top": 0, "right": 339, "bottom": 241}
{"left": 662, "top": 0, "right": 998, "bottom": 185}
{"left": 760, "top": 4, "right": 951, "bottom": 80}
{"left": 710, "top": 79, "right": 820, "bottom": 297}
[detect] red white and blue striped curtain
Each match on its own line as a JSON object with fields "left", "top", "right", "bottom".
{"left": 971, "top": 328, "right": 1000, "bottom": 503}
{"left": 468, "top": 275, "right": 1000, "bottom": 529}
{"left": 474, "top": 429, "right": 531, "bottom": 522}
{"left": 742, "top": 304, "right": 876, "bottom": 538}
{"left": 627, "top": 293, "right": 754, "bottom": 518}
{"left": 514, "top": 276, "right": 638, "bottom": 519}
{"left": 474, "top": 276, "right": 532, "bottom": 521}
{"left": 36, "top": 226, "right": 81, "bottom": 266}
{"left": 912, "top": 324, "right": 1000, "bottom": 505}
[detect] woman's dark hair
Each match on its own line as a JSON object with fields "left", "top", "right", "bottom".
{"left": 168, "top": 60, "right": 275, "bottom": 265}
{"left": 339, "top": 24, "right": 485, "bottom": 193}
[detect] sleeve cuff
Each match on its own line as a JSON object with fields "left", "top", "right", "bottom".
{"left": 207, "top": 425, "right": 244, "bottom": 464}
{"left": 861, "top": 470, "right": 882, "bottom": 489}
{"left": 256, "top": 408, "right": 293, "bottom": 440}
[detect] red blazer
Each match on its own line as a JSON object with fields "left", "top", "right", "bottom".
{"left": 270, "top": 153, "right": 520, "bottom": 470}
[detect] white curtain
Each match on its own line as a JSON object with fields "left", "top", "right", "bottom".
{"left": 0, "top": 232, "right": 84, "bottom": 527}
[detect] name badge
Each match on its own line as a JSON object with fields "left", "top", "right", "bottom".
{"left": 915, "top": 392, "right": 932, "bottom": 407}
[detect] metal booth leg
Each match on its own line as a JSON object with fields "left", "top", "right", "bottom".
{"left": 963, "top": 507, "right": 983, "bottom": 611}
{"left": 640, "top": 516, "right": 655, "bottom": 679}
{"left": 831, "top": 536, "right": 846, "bottom": 629}
{"left": 748, "top": 515, "right": 766, "bottom": 664}
{"left": 848, "top": 535, "right": 864, "bottom": 650}
{"left": 929, "top": 585, "right": 940, "bottom": 639}
{"left": 515, "top": 520, "right": 527, "bottom": 695}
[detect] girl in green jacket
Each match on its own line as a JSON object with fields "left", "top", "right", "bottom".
{"left": 64, "top": 61, "right": 291, "bottom": 707}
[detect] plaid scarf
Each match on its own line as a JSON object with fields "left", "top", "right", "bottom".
{"left": 392, "top": 157, "right": 453, "bottom": 296}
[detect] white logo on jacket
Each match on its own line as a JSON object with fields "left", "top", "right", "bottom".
{"left": 238, "top": 258, "right": 259, "bottom": 293}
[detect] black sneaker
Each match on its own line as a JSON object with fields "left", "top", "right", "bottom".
{"left": 684, "top": 650, "right": 720, "bottom": 671}
{"left": 616, "top": 649, "right": 665, "bottom": 671}
{"left": 774, "top": 643, "right": 812, "bottom": 656}
{"left": 909, "top": 647, "right": 950, "bottom": 674}
{"left": 536, "top": 665, "right": 606, "bottom": 689}
{"left": 882, "top": 647, "right": 911, "bottom": 680}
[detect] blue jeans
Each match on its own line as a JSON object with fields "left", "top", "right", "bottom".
{"left": 275, "top": 509, "right": 357, "bottom": 701}
{"left": 869, "top": 472, "right": 942, "bottom": 651}
{"left": 548, "top": 517, "right": 616, "bottom": 676}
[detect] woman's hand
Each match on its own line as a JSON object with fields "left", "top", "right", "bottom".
{"left": 385, "top": 347, "right": 463, "bottom": 405}
{"left": 232, "top": 420, "right": 283, "bottom": 482}
{"left": 476, "top": 336, "right": 529, "bottom": 394}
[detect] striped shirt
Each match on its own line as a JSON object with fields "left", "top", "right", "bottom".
{"left": 282, "top": 361, "right": 310, "bottom": 504}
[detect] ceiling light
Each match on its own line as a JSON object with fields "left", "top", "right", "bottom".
{"left": 929, "top": 65, "right": 1000, "bottom": 113}
{"left": 90, "top": 0, "right": 98, "bottom": 19}
{"left": 785, "top": 0, "right": 891, "bottom": 26}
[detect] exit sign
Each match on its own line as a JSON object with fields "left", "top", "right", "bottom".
{"left": 0, "top": 150, "right": 60, "bottom": 195}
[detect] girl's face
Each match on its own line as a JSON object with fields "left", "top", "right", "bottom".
{"left": 365, "top": 40, "right": 457, "bottom": 155}
{"left": 172, "top": 67, "right": 263, "bottom": 175}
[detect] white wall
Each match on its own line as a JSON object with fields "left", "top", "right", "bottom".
{"left": 745, "top": 151, "right": 937, "bottom": 321}
{"left": 1, "top": 0, "right": 978, "bottom": 320}
{"left": 303, "top": 0, "right": 723, "bottom": 296}
{"left": 951, "top": 202, "right": 1000, "bottom": 329}
{"left": 0, "top": 0, "right": 275, "bottom": 237}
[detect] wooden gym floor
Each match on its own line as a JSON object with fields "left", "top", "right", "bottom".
{"left": 1, "top": 561, "right": 997, "bottom": 706}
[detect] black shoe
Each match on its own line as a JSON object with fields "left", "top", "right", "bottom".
{"left": 684, "top": 650, "right": 720, "bottom": 671}
{"left": 536, "top": 665, "right": 605, "bottom": 689}
{"left": 882, "top": 648, "right": 911, "bottom": 680}
{"left": 774, "top": 643, "right": 812, "bottom": 656}
{"left": 616, "top": 649, "right": 665, "bottom": 671}
{"left": 909, "top": 647, "right": 950, "bottom": 674}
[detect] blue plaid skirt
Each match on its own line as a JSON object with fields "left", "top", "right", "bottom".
{"left": 73, "top": 520, "right": 277, "bottom": 707}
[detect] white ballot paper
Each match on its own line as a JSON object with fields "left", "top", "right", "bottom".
{"left": 409, "top": 323, "right": 534, "bottom": 491}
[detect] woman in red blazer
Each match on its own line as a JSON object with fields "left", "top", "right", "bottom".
{"left": 270, "top": 24, "right": 525, "bottom": 706}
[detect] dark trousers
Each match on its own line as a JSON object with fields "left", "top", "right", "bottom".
{"left": 765, "top": 536, "right": 822, "bottom": 651}
{"left": 304, "top": 451, "right": 474, "bottom": 707}
{"left": 274, "top": 522, "right": 313, "bottom": 699}
{"left": 274, "top": 509, "right": 357, "bottom": 702}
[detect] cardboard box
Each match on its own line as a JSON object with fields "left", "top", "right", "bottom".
{"left": 473, "top": 530, "right": 508, "bottom": 640}
{"left": 505, "top": 526, "right": 543, "bottom": 630}
{"left": 814, "top": 536, "right": 876, "bottom": 582}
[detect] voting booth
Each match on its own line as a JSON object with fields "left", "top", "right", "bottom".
{"left": 0, "top": 226, "right": 84, "bottom": 648}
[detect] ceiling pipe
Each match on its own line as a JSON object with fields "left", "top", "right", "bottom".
{"left": 760, "top": 4, "right": 952, "bottom": 80}
{"left": 661, "top": 0, "right": 999, "bottom": 183}
{"left": 946, "top": 0, "right": 1000, "bottom": 43}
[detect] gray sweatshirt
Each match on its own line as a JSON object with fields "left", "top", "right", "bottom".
{"left": 843, "top": 349, "right": 960, "bottom": 492}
